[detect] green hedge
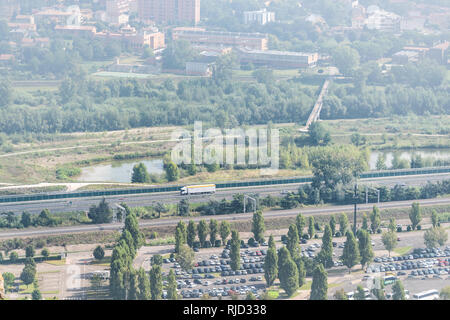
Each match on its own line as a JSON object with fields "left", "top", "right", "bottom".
{"left": 0, "top": 254, "right": 62, "bottom": 265}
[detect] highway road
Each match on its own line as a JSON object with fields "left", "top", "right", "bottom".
{"left": 1, "top": 194, "right": 450, "bottom": 239}
{"left": 0, "top": 172, "right": 448, "bottom": 215}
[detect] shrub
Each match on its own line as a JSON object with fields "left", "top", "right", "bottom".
{"left": 93, "top": 245, "right": 105, "bottom": 260}
{"left": 377, "top": 228, "right": 382, "bottom": 234}
{"left": 248, "top": 238, "right": 255, "bottom": 246}
{"left": 41, "top": 248, "right": 49, "bottom": 258}
{"left": 203, "top": 241, "right": 212, "bottom": 248}
{"left": 35, "top": 240, "right": 46, "bottom": 249}
{"left": 214, "top": 240, "right": 222, "bottom": 247}
{"left": 281, "top": 235, "right": 288, "bottom": 242}
{"left": 397, "top": 227, "right": 402, "bottom": 232}
{"left": 193, "top": 241, "right": 201, "bottom": 248}
{"left": 407, "top": 225, "right": 412, "bottom": 232}
{"left": 334, "top": 232, "right": 341, "bottom": 237}
{"left": 314, "top": 234, "right": 319, "bottom": 239}
{"left": 25, "top": 246, "right": 35, "bottom": 258}
{"left": 417, "top": 225, "right": 422, "bottom": 230}
{"left": 302, "top": 234, "right": 310, "bottom": 240}
{"left": 149, "top": 231, "right": 158, "bottom": 239}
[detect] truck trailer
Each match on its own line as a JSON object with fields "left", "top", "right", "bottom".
{"left": 180, "top": 184, "right": 216, "bottom": 195}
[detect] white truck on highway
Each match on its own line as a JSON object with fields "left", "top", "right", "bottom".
{"left": 180, "top": 184, "right": 216, "bottom": 195}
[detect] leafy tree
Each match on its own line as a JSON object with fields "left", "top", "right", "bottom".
{"left": 151, "top": 254, "right": 163, "bottom": 266}
{"left": 310, "top": 145, "right": 367, "bottom": 191}
{"left": 187, "top": 220, "right": 197, "bottom": 248}
{"left": 355, "top": 285, "right": 366, "bottom": 300}
{"left": 149, "top": 265, "right": 162, "bottom": 300}
{"left": 9, "top": 252, "right": 18, "bottom": 263}
{"left": 370, "top": 206, "right": 381, "bottom": 233}
{"left": 209, "top": 219, "right": 218, "bottom": 243}
{"left": 431, "top": 210, "right": 438, "bottom": 228}
{"left": 167, "top": 269, "right": 178, "bottom": 300}
{"left": 371, "top": 278, "right": 385, "bottom": 300}
{"left": 124, "top": 211, "right": 144, "bottom": 249}
{"left": 409, "top": 202, "right": 422, "bottom": 230}
{"left": 278, "top": 247, "right": 298, "bottom": 297}
{"left": 93, "top": 246, "right": 105, "bottom": 260}
{"left": 333, "top": 288, "right": 348, "bottom": 300}
{"left": 20, "top": 212, "right": 32, "bottom": 228}
{"left": 333, "top": 45, "right": 360, "bottom": 76}
{"left": 341, "top": 231, "right": 360, "bottom": 273}
{"left": 137, "top": 268, "right": 151, "bottom": 300}
{"left": 246, "top": 291, "right": 257, "bottom": 300}
{"left": 131, "top": 163, "right": 150, "bottom": 183}
{"left": 165, "top": 161, "right": 180, "bottom": 182}
{"left": 308, "top": 122, "right": 331, "bottom": 146}
{"left": 178, "top": 199, "right": 190, "bottom": 216}
{"left": 329, "top": 215, "right": 336, "bottom": 236}
{"left": 310, "top": 264, "right": 328, "bottom": 300}
{"left": 175, "top": 224, "right": 186, "bottom": 254}
{"left": 251, "top": 210, "right": 265, "bottom": 243}
{"left": 176, "top": 244, "right": 195, "bottom": 271}
{"left": 0, "top": 79, "right": 12, "bottom": 108}
{"left": 88, "top": 198, "right": 113, "bottom": 224}
{"left": 376, "top": 154, "right": 387, "bottom": 170}
{"left": 308, "top": 216, "right": 315, "bottom": 239}
{"left": 264, "top": 235, "right": 278, "bottom": 287}
{"left": 219, "top": 221, "right": 231, "bottom": 246}
{"left": 197, "top": 220, "right": 209, "bottom": 247}
{"left": 339, "top": 213, "right": 349, "bottom": 235}
{"left": 41, "top": 248, "right": 50, "bottom": 258}
{"left": 440, "top": 286, "right": 450, "bottom": 300}
{"left": 317, "top": 225, "right": 334, "bottom": 268}
{"left": 388, "top": 217, "right": 396, "bottom": 233}
{"left": 392, "top": 280, "right": 406, "bottom": 300}
{"left": 25, "top": 246, "right": 35, "bottom": 258}
{"left": 213, "top": 52, "right": 238, "bottom": 82}
{"left": 286, "top": 224, "right": 299, "bottom": 258}
{"left": 252, "top": 68, "right": 274, "bottom": 85}
{"left": 31, "top": 289, "right": 42, "bottom": 300}
{"left": 230, "top": 230, "right": 241, "bottom": 271}
{"left": 357, "top": 229, "right": 374, "bottom": 270}
{"left": 424, "top": 227, "right": 448, "bottom": 249}
{"left": 294, "top": 256, "right": 306, "bottom": 287}
{"left": 153, "top": 202, "right": 168, "bottom": 218}
{"left": 20, "top": 265, "right": 36, "bottom": 286}
{"left": 296, "top": 213, "right": 306, "bottom": 238}
{"left": 381, "top": 231, "right": 397, "bottom": 257}
{"left": 2, "top": 272, "right": 14, "bottom": 293}
{"left": 362, "top": 213, "right": 369, "bottom": 230}
{"left": 162, "top": 40, "right": 197, "bottom": 70}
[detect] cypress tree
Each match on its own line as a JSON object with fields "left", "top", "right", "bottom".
{"left": 264, "top": 235, "right": 278, "bottom": 287}
{"left": 317, "top": 225, "right": 334, "bottom": 268}
{"left": 341, "top": 231, "right": 360, "bottom": 273}
{"left": 167, "top": 269, "right": 178, "bottom": 300}
{"left": 278, "top": 247, "right": 298, "bottom": 297}
{"left": 286, "top": 224, "right": 299, "bottom": 258}
{"left": 296, "top": 213, "right": 306, "bottom": 238}
{"left": 310, "top": 263, "right": 328, "bottom": 300}
{"left": 187, "top": 220, "right": 196, "bottom": 248}
{"left": 357, "top": 229, "right": 374, "bottom": 269}
{"left": 251, "top": 210, "right": 265, "bottom": 243}
{"left": 230, "top": 230, "right": 241, "bottom": 271}
{"left": 150, "top": 265, "right": 162, "bottom": 300}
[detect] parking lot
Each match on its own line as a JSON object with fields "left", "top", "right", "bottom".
{"left": 161, "top": 246, "right": 269, "bottom": 299}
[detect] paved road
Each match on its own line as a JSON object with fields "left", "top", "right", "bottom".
{"left": 1, "top": 173, "right": 448, "bottom": 215}
{"left": 1, "top": 195, "right": 450, "bottom": 239}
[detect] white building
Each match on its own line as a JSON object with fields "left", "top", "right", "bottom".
{"left": 365, "top": 9, "right": 401, "bottom": 32}
{"left": 243, "top": 8, "right": 275, "bottom": 25}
